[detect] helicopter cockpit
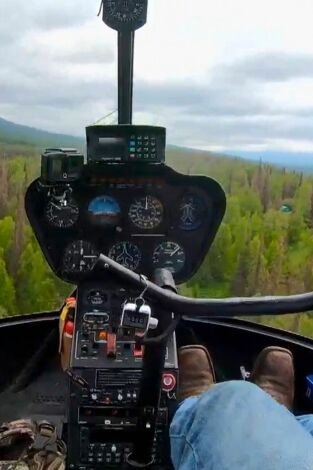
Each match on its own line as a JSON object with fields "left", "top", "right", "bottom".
{"left": 2, "top": 1, "right": 313, "bottom": 469}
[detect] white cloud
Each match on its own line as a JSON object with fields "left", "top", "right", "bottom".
{"left": 1, "top": 0, "right": 313, "bottom": 151}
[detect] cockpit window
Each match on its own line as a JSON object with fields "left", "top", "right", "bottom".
{"left": 1, "top": 0, "right": 313, "bottom": 341}
{"left": 178, "top": 153, "right": 313, "bottom": 338}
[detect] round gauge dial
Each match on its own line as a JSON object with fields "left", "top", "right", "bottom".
{"left": 106, "top": 0, "right": 144, "bottom": 22}
{"left": 45, "top": 199, "right": 79, "bottom": 228}
{"left": 152, "top": 242, "right": 186, "bottom": 274}
{"left": 63, "top": 240, "right": 98, "bottom": 273}
{"left": 108, "top": 242, "right": 141, "bottom": 270}
{"left": 179, "top": 194, "right": 207, "bottom": 231}
{"left": 129, "top": 196, "right": 163, "bottom": 230}
{"left": 88, "top": 196, "right": 121, "bottom": 228}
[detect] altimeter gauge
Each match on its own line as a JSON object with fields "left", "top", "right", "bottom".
{"left": 45, "top": 199, "right": 79, "bottom": 228}
{"left": 129, "top": 195, "right": 163, "bottom": 230}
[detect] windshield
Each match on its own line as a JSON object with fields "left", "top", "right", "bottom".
{"left": 1, "top": 1, "right": 313, "bottom": 337}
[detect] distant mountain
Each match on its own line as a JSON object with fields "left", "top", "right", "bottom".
{"left": 224, "top": 150, "right": 313, "bottom": 172}
{"left": 0, "top": 117, "right": 84, "bottom": 149}
{"left": 1, "top": 116, "right": 313, "bottom": 172}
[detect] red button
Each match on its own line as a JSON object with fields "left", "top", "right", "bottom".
{"left": 107, "top": 333, "right": 117, "bottom": 358}
{"left": 133, "top": 344, "right": 144, "bottom": 358}
{"left": 162, "top": 373, "right": 176, "bottom": 392}
{"left": 101, "top": 395, "right": 111, "bottom": 404}
{"left": 64, "top": 320, "right": 74, "bottom": 335}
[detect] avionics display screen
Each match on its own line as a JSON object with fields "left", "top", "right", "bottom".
{"left": 97, "top": 137, "right": 127, "bottom": 161}
{"left": 89, "top": 428, "right": 135, "bottom": 443}
{"left": 80, "top": 407, "right": 137, "bottom": 418}
{"left": 79, "top": 406, "right": 137, "bottom": 425}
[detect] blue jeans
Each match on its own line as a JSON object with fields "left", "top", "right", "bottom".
{"left": 170, "top": 381, "right": 313, "bottom": 470}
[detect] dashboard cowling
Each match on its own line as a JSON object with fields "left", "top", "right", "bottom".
{"left": 25, "top": 163, "right": 226, "bottom": 285}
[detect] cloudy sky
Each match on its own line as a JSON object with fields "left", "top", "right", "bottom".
{"left": 2, "top": 0, "right": 313, "bottom": 153}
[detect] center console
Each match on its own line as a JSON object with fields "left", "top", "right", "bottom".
{"left": 67, "top": 281, "right": 178, "bottom": 469}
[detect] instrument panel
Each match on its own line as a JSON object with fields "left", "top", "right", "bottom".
{"left": 25, "top": 164, "right": 226, "bottom": 284}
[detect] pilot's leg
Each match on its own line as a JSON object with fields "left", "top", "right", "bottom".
{"left": 297, "top": 414, "right": 313, "bottom": 437}
{"left": 170, "top": 346, "right": 313, "bottom": 470}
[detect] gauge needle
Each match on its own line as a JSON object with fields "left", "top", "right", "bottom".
{"left": 170, "top": 246, "right": 180, "bottom": 257}
{"left": 145, "top": 197, "right": 148, "bottom": 210}
{"left": 50, "top": 202, "right": 61, "bottom": 210}
{"left": 123, "top": 245, "right": 133, "bottom": 261}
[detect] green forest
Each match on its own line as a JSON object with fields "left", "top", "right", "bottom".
{"left": 1, "top": 142, "right": 313, "bottom": 337}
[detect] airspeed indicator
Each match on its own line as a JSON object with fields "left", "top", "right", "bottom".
{"left": 45, "top": 199, "right": 79, "bottom": 228}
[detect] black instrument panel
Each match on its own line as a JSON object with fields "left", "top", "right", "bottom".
{"left": 25, "top": 164, "right": 226, "bottom": 284}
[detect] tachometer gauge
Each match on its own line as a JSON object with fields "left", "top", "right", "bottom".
{"left": 108, "top": 242, "right": 141, "bottom": 270}
{"left": 63, "top": 240, "right": 98, "bottom": 273}
{"left": 152, "top": 241, "right": 185, "bottom": 274}
{"left": 179, "top": 195, "right": 207, "bottom": 231}
{"left": 129, "top": 196, "right": 163, "bottom": 230}
{"left": 45, "top": 199, "right": 79, "bottom": 228}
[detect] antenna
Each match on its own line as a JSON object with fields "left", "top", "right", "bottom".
{"left": 100, "top": 1, "right": 148, "bottom": 125}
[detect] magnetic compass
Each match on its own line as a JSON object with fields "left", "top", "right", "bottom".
{"left": 102, "top": 0, "right": 148, "bottom": 31}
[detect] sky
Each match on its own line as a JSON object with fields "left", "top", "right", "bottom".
{"left": 2, "top": 0, "right": 313, "bottom": 154}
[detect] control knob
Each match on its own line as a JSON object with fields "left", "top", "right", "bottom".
{"left": 81, "top": 344, "right": 88, "bottom": 354}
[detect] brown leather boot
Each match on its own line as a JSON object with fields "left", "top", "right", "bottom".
{"left": 178, "top": 345, "right": 216, "bottom": 402}
{"left": 250, "top": 346, "right": 295, "bottom": 410}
